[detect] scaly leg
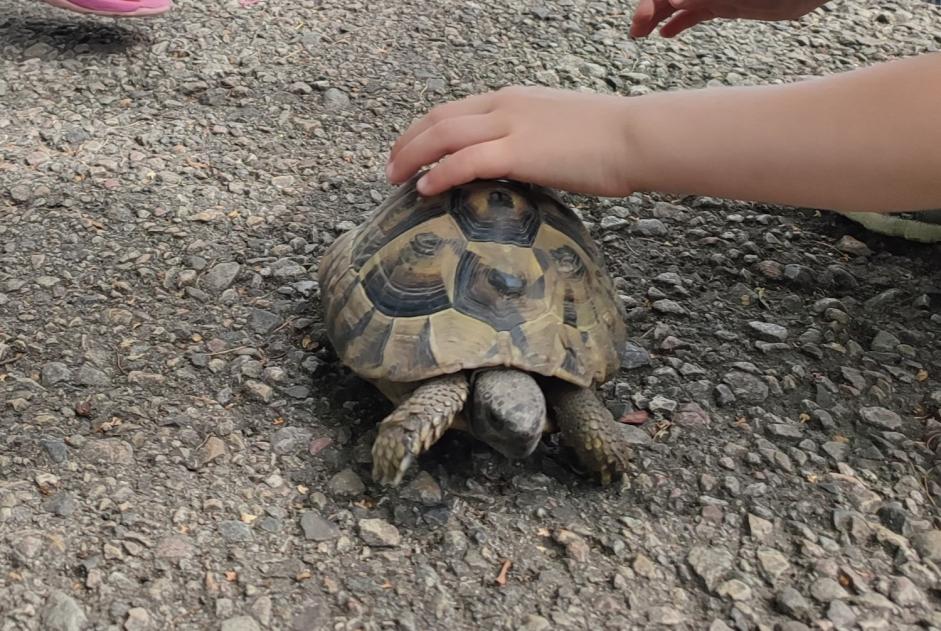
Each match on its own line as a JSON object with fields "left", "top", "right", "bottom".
{"left": 371, "top": 373, "right": 469, "bottom": 486}
{"left": 545, "top": 385, "right": 632, "bottom": 485}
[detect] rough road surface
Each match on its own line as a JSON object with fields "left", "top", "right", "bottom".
{"left": 2, "top": 1, "right": 940, "bottom": 629}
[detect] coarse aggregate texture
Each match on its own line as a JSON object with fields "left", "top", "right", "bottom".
{"left": 1, "top": 0, "right": 940, "bottom": 629}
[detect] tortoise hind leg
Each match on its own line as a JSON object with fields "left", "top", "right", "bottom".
{"left": 545, "top": 384, "right": 632, "bottom": 485}
{"left": 372, "top": 373, "right": 470, "bottom": 486}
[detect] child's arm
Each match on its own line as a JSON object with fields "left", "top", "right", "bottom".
{"left": 387, "top": 53, "right": 941, "bottom": 213}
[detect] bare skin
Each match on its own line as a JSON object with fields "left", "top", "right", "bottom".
{"left": 630, "top": 0, "right": 829, "bottom": 38}
{"left": 386, "top": 2, "right": 941, "bottom": 215}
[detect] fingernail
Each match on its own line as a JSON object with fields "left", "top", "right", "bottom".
{"left": 385, "top": 161, "right": 394, "bottom": 181}
{"left": 416, "top": 175, "right": 429, "bottom": 196}
{"left": 670, "top": 0, "right": 687, "bottom": 6}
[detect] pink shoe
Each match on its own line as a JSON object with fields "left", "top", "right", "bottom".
{"left": 39, "top": 0, "right": 172, "bottom": 17}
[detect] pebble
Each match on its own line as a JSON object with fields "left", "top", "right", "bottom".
{"left": 687, "top": 546, "right": 732, "bottom": 592}
{"left": 76, "top": 364, "right": 110, "bottom": 386}
{"left": 747, "top": 321, "right": 789, "bottom": 342}
{"left": 870, "top": 330, "right": 900, "bottom": 352}
{"left": 517, "top": 614, "right": 550, "bottom": 631}
{"left": 836, "top": 235, "right": 872, "bottom": 256}
{"left": 775, "top": 586, "right": 812, "bottom": 621}
{"left": 220, "top": 616, "right": 260, "bottom": 631}
{"left": 124, "top": 607, "right": 151, "bottom": 631}
{"left": 80, "top": 439, "right": 134, "bottom": 465}
{"left": 858, "top": 407, "right": 902, "bottom": 430}
{"left": 717, "top": 579, "right": 752, "bottom": 601}
{"left": 300, "top": 511, "right": 341, "bottom": 542}
{"left": 633, "top": 218, "right": 667, "bottom": 236}
{"left": 652, "top": 299, "right": 687, "bottom": 315}
{"left": 322, "top": 88, "right": 350, "bottom": 110}
{"left": 554, "top": 529, "right": 590, "bottom": 562}
{"left": 358, "top": 518, "right": 401, "bottom": 547}
{"left": 618, "top": 341, "right": 651, "bottom": 370}
{"left": 271, "top": 426, "right": 314, "bottom": 455}
{"left": 757, "top": 548, "right": 790, "bottom": 582}
{"left": 912, "top": 530, "right": 941, "bottom": 562}
{"left": 41, "top": 591, "right": 87, "bottom": 631}
{"left": 327, "top": 468, "right": 366, "bottom": 496}
{"left": 827, "top": 600, "right": 857, "bottom": 627}
{"left": 721, "top": 371, "right": 769, "bottom": 403}
{"left": 204, "top": 262, "right": 240, "bottom": 292}
{"left": 401, "top": 471, "right": 443, "bottom": 505}
{"left": 41, "top": 362, "right": 72, "bottom": 386}
{"left": 810, "top": 577, "right": 849, "bottom": 602}
{"left": 218, "top": 520, "right": 253, "bottom": 543}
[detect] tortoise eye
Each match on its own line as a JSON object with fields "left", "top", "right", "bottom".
{"left": 410, "top": 232, "right": 443, "bottom": 257}
{"left": 487, "top": 268, "right": 527, "bottom": 296}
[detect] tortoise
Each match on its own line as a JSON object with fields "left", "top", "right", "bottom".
{"left": 317, "top": 173, "right": 634, "bottom": 486}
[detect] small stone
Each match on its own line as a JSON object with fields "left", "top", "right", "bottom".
{"left": 877, "top": 502, "right": 912, "bottom": 536}
{"left": 648, "top": 395, "right": 677, "bottom": 415}
{"left": 673, "top": 402, "right": 710, "bottom": 427}
{"left": 358, "top": 519, "right": 400, "bottom": 547}
{"left": 155, "top": 535, "right": 194, "bottom": 560}
{"left": 647, "top": 606, "right": 685, "bottom": 625}
{"left": 554, "top": 529, "right": 590, "bottom": 562}
{"left": 401, "top": 471, "right": 443, "bottom": 505}
{"left": 912, "top": 530, "right": 941, "bottom": 561}
{"left": 889, "top": 576, "right": 923, "bottom": 606}
{"left": 717, "top": 579, "right": 752, "bottom": 601}
{"left": 836, "top": 235, "right": 872, "bottom": 256}
{"left": 244, "top": 380, "right": 273, "bottom": 403}
{"left": 747, "top": 514, "right": 773, "bottom": 539}
{"left": 810, "top": 577, "right": 849, "bottom": 602}
{"left": 652, "top": 299, "right": 687, "bottom": 315}
{"left": 633, "top": 218, "right": 667, "bottom": 236}
{"left": 198, "top": 437, "right": 226, "bottom": 465}
{"left": 517, "top": 614, "right": 550, "bottom": 631}
{"left": 870, "top": 330, "right": 900, "bottom": 352}
{"left": 271, "top": 427, "right": 313, "bottom": 455}
{"left": 327, "top": 468, "right": 365, "bottom": 496}
{"left": 42, "top": 362, "right": 72, "bottom": 386}
{"left": 747, "top": 321, "right": 789, "bottom": 342}
{"left": 76, "top": 364, "right": 110, "bottom": 386}
{"left": 300, "top": 511, "right": 341, "bottom": 542}
{"left": 249, "top": 309, "right": 282, "bottom": 334}
{"left": 322, "top": 88, "right": 350, "bottom": 110}
{"left": 687, "top": 546, "right": 733, "bottom": 592}
{"left": 822, "top": 441, "right": 849, "bottom": 461}
{"left": 43, "top": 493, "right": 78, "bottom": 517}
{"left": 80, "top": 439, "right": 134, "bottom": 465}
{"left": 218, "top": 520, "right": 253, "bottom": 543}
{"left": 757, "top": 548, "right": 791, "bottom": 581}
{"left": 41, "top": 591, "right": 87, "bottom": 631}
{"left": 618, "top": 341, "right": 651, "bottom": 370}
{"left": 775, "top": 586, "right": 812, "bottom": 621}
{"left": 827, "top": 600, "right": 857, "bottom": 627}
{"left": 204, "top": 262, "right": 240, "bottom": 292}
{"left": 124, "top": 607, "right": 151, "bottom": 631}
{"left": 859, "top": 407, "right": 902, "bottom": 430}
{"left": 220, "top": 616, "right": 260, "bottom": 631}
{"left": 722, "top": 371, "right": 769, "bottom": 403}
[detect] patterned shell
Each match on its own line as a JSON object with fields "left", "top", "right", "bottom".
{"left": 318, "top": 175, "right": 626, "bottom": 389}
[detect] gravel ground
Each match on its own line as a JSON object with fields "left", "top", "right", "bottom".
{"left": 2, "top": 0, "right": 941, "bottom": 629}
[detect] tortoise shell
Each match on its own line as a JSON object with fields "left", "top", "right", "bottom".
{"left": 318, "top": 175, "right": 626, "bottom": 389}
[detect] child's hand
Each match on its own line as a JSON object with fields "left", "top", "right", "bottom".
{"left": 630, "top": 0, "right": 828, "bottom": 38}
{"left": 386, "top": 86, "right": 639, "bottom": 198}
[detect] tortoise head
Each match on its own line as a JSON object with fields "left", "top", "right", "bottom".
{"left": 469, "top": 368, "right": 547, "bottom": 460}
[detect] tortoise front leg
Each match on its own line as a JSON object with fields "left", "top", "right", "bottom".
{"left": 545, "top": 384, "right": 632, "bottom": 485}
{"left": 372, "top": 373, "right": 470, "bottom": 486}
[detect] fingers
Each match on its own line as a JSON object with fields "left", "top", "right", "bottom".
{"left": 415, "top": 140, "right": 511, "bottom": 196}
{"left": 387, "top": 113, "right": 506, "bottom": 185}
{"left": 388, "top": 92, "right": 496, "bottom": 165}
{"left": 629, "top": 0, "right": 681, "bottom": 37}
{"left": 658, "top": 7, "right": 715, "bottom": 37}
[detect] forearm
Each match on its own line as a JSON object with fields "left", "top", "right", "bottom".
{"left": 626, "top": 53, "right": 941, "bottom": 213}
